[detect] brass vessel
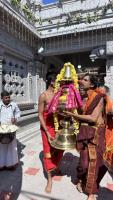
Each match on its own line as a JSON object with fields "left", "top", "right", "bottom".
{"left": 50, "top": 119, "right": 76, "bottom": 150}
{"left": 50, "top": 63, "right": 77, "bottom": 150}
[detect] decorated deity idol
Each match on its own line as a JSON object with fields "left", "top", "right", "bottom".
{"left": 47, "top": 62, "right": 82, "bottom": 150}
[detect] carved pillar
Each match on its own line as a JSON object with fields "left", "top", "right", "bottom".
{"left": 36, "top": 67, "right": 40, "bottom": 105}
{"left": 105, "top": 59, "right": 113, "bottom": 99}
{"left": 27, "top": 62, "right": 33, "bottom": 102}
{"left": 0, "top": 56, "right": 3, "bottom": 96}
{"left": 0, "top": 47, "right": 4, "bottom": 98}
{"left": 41, "top": 63, "right": 47, "bottom": 93}
{"left": 105, "top": 41, "right": 113, "bottom": 99}
{"left": 35, "top": 61, "right": 42, "bottom": 104}
{"left": 35, "top": 61, "right": 47, "bottom": 105}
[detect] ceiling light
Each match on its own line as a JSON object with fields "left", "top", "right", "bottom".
{"left": 77, "top": 64, "right": 82, "bottom": 69}
{"left": 38, "top": 46, "right": 44, "bottom": 53}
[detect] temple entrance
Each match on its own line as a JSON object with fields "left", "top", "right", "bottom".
{"left": 46, "top": 51, "right": 106, "bottom": 84}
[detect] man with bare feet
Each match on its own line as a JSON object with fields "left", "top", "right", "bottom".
{"left": 0, "top": 91, "right": 20, "bottom": 170}
{"left": 38, "top": 74, "right": 63, "bottom": 193}
{"left": 64, "top": 74, "right": 107, "bottom": 200}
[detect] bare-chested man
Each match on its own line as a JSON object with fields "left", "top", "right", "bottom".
{"left": 38, "top": 74, "right": 63, "bottom": 193}
{"left": 64, "top": 74, "right": 107, "bottom": 200}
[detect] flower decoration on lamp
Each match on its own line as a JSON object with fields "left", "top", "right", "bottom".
{"left": 47, "top": 62, "right": 82, "bottom": 150}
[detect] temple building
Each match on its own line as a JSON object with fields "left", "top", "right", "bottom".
{"left": 0, "top": 0, "right": 113, "bottom": 121}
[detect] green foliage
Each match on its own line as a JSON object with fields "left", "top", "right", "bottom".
{"left": 93, "top": 10, "right": 99, "bottom": 22}
{"left": 22, "top": 4, "right": 33, "bottom": 21}
{"left": 57, "top": 21, "right": 60, "bottom": 30}
{"left": 10, "top": 0, "right": 20, "bottom": 8}
{"left": 75, "top": 14, "right": 82, "bottom": 24}
{"left": 101, "top": 5, "right": 107, "bottom": 16}
{"left": 86, "top": 13, "right": 92, "bottom": 24}
{"left": 48, "top": 19, "right": 53, "bottom": 24}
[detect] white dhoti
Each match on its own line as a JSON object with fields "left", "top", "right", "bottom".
{"left": 0, "top": 136, "right": 18, "bottom": 167}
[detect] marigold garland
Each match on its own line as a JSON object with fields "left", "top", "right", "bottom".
{"left": 53, "top": 62, "right": 79, "bottom": 134}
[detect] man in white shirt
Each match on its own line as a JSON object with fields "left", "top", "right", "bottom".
{"left": 0, "top": 90, "right": 21, "bottom": 169}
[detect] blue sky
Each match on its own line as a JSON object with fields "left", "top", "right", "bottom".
{"left": 42, "top": 0, "right": 58, "bottom": 4}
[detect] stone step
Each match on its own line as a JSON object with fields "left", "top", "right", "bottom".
{"left": 17, "top": 122, "right": 40, "bottom": 143}
{"left": 17, "top": 113, "right": 38, "bottom": 127}
{"left": 18, "top": 129, "right": 40, "bottom": 144}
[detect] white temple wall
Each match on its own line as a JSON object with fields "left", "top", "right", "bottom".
{"left": 0, "top": 27, "right": 40, "bottom": 104}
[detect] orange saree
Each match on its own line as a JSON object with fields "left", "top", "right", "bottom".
{"left": 95, "top": 89, "right": 113, "bottom": 171}
{"left": 41, "top": 111, "right": 63, "bottom": 171}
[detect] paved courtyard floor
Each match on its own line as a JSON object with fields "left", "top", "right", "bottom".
{"left": 0, "top": 123, "right": 113, "bottom": 200}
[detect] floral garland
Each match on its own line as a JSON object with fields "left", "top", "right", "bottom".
{"left": 54, "top": 62, "right": 79, "bottom": 93}
{"left": 72, "top": 109, "right": 79, "bottom": 135}
{"left": 53, "top": 113, "right": 59, "bottom": 132}
{"left": 53, "top": 62, "right": 79, "bottom": 135}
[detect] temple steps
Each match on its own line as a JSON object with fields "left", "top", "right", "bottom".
{"left": 16, "top": 122, "right": 40, "bottom": 143}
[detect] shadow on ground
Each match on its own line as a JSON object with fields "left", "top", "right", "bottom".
{"left": 39, "top": 150, "right": 47, "bottom": 179}
{"left": 97, "top": 171, "right": 113, "bottom": 200}
{"left": 97, "top": 187, "right": 113, "bottom": 200}
{"left": 0, "top": 140, "right": 25, "bottom": 200}
{"left": 60, "top": 152, "right": 79, "bottom": 185}
{"left": 39, "top": 151, "right": 79, "bottom": 185}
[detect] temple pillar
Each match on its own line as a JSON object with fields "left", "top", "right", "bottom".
{"left": 105, "top": 41, "right": 113, "bottom": 99}
{"left": 0, "top": 56, "right": 3, "bottom": 96}
{"left": 0, "top": 48, "right": 4, "bottom": 97}
{"left": 27, "top": 61, "right": 33, "bottom": 102}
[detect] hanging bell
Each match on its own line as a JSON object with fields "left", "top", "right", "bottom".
{"left": 50, "top": 120, "right": 77, "bottom": 150}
